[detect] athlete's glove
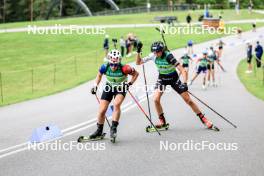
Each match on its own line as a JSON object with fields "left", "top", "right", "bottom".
{"left": 91, "top": 85, "right": 98, "bottom": 95}
{"left": 179, "top": 83, "right": 188, "bottom": 91}
{"left": 123, "top": 82, "right": 133, "bottom": 91}
{"left": 137, "top": 41, "right": 143, "bottom": 53}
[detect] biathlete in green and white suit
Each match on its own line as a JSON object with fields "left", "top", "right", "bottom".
{"left": 90, "top": 49, "right": 139, "bottom": 140}
{"left": 189, "top": 50, "right": 210, "bottom": 90}
{"left": 136, "top": 41, "right": 218, "bottom": 130}
{"left": 180, "top": 51, "right": 192, "bottom": 80}
{"left": 207, "top": 46, "right": 218, "bottom": 87}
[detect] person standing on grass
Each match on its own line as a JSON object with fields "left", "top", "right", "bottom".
{"left": 120, "top": 36, "right": 126, "bottom": 57}
{"left": 255, "top": 41, "right": 263, "bottom": 68}
{"left": 186, "top": 13, "right": 192, "bottom": 27}
{"left": 248, "top": 1, "right": 253, "bottom": 14}
{"left": 246, "top": 42, "right": 253, "bottom": 73}
{"left": 103, "top": 35, "right": 109, "bottom": 57}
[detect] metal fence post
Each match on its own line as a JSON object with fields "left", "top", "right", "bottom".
{"left": 0, "top": 72, "right": 3, "bottom": 103}
{"left": 96, "top": 50, "right": 99, "bottom": 67}
{"left": 262, "top": 66, "right": 264, "bottom": 86}
{"left": 31, "top": 69, "right": 34, "bottom": 93}
{"left": 74, "top": 57, "right": 77, "bottom": 75}
{"left": 53, "top": 64, "right": 56, "bottom": 85}
{"left": 253, "top": 57, "right": 257, "bottom": 77}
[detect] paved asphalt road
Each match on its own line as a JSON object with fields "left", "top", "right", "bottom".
{"left": 0, "top": 28, "right": 264, "bottom": 176}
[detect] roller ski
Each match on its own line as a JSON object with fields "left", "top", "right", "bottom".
{"left": 146, "top": 113, "right": 169, "bottom": 133}
{"left": 146, "top": 124, "right": 169, "bottom": 133}
{"left": 77, "top": 133, "right": 106, "bottom": 143}
{"left": 110, "top": 121, "right": 118, "bottom": 143}
{"left": 77, "top": 123, "right": 106, "bottom": 142}
{"left": 197, "top": 113, "right": 220, "bottom": 131}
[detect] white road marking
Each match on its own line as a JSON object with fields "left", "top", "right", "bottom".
{"left": 0, "top": 93, "right": 153, "bottom": 159}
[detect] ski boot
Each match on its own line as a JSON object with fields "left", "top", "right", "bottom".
{"left": 202, "top": 84, "right": 207, "bottom": 90}
{"left": 188, "top": 81, "right": 193, "bottom": 86}
{"left": 146, "top": 113, "right": 169, "bottom": 132}
{"left": 197, "top": 113, "right": 220, "bottom": 131}
{"left": 212, "top": 81, "right": 217, "bottom": 87}
{"left": 77, "top": 123, "right": 106, "bottom": 142}
{"left": 110, "top": 121, "right": 118, "bottom": 143}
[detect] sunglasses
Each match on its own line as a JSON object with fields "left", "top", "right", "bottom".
{"left": 110, "top": 63, "right": 119, "bottom": 67}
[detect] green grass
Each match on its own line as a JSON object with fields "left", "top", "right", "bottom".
{"left": 0, "top": 9, "right": 263, "bottom": 29}
{"left": 0, "top": 9, "right": 264, "bottom": 106}
{"left": 237, "top": 59, "right": 264, "bottom": 101}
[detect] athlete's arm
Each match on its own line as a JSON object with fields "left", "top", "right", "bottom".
{"left": 176, "top": 65, "right": 188, "bottom": 84}
{"left": 94, "top": 64, "right": 107, "bottom": 86}
{"left": 129, "top": 69, "right": 139, "bottom": 85}
{"left": 94, "top": 72, "right": 103, "bottom": 86}
{"left": 136, "top": 53, "right": 143, "bottom": 65}
{"left": 136, "top": 53, "right": 155, "bottom": 65}
{"left": 91, "top": 71, "right": 103, "bottom": 94}
{"left": 122, "top": 65, "right": 139, "bottom": 85}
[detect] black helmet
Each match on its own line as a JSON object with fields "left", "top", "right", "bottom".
{"left": 151, "top": 41, "right": 165, "bottom": 52}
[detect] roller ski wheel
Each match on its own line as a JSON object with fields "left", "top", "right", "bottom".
{"left": 146, "top": 123, "right": 169, "bottom": 133}
{"left": 210, "top": 125, "right": 220, "bottom": 132}
{"left": 110, "top": 136, "right": 116, "bottom": 143}
{"left": 199, "top": 115, "right": 219, "bottom": 132}
{"left": 77, "top": 133, "right": 106, "bottom": 143}
{"left": 110, "top": 127, "right": 117, "bottom": 143}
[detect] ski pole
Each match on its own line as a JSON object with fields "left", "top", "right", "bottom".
{"left": 142, "top": 64, "right": 153, "bottom": 127}
{"left": 187, "top": 91, "right": 237, "bottom": 128}
{"left": 95, "top": 94, "right": 111, "bottom": 128}
{"left": 155, "top": 27, "right": 168, "bottom": 50}
{"left": 128, "top": 90, "right": 161, "bottom": 135}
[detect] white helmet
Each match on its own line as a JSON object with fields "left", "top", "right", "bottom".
{"left": 107, "top": 49, "right": 122, "bottom": 64}
{"left": 202, "top": 49, "right": 208, "bottom": 55}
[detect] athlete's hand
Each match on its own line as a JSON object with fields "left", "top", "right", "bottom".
{"left": 123, "top": 82, "right": 133, "bottom": 91}
{"left": 180, "top": 83, "right": 188, "bottom": 91}
{"left": 137, "top": 41, "right": 143, "bottom": 53}
{"left": 91, "top": 86, "right": 98, "bottom": 94}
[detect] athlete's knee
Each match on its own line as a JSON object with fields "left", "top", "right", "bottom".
{"left": 113, "top": 103, "right": 121, "bottom": 111}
